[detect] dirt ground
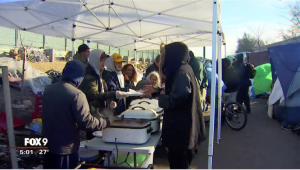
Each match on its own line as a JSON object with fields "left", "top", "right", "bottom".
{"left": 29, "top": 60, "right": 146, "bottom": 73}
{"left": 29, "top": 61, "right": 67, "bottom": 72}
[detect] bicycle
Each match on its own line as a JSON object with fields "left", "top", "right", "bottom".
{"left": 292, "top": 121, "right": 300, "bottom": 135}
{"left": 203, "top": 94, "right": 247, "bottom": 131}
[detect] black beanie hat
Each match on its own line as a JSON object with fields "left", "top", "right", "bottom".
{"left": 78, "top": 44, "right": 90, "bottom": 53}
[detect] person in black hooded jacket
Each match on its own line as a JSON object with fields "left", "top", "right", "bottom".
{"left": 232, "top": 53, "right": 252, "bottom": 113}
{"left": 158, "top": 42, "right": 206, "bottom": 169}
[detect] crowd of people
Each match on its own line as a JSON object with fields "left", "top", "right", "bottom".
{"left": 41, "top": 42, "right": 255, "bottom": 169}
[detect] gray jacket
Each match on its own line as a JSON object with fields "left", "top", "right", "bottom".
{"left": 42, "top": 80, "right": 110, "bottom": 155}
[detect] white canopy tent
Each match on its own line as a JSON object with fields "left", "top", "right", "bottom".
{"left": 0, "top": 0, "right": 225, "bottom": 169}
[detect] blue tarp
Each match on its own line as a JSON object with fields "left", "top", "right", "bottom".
{"left": 268, "top": 42, "right": 300, "bottom": 127}
{"left": 268, "top": 42, "right": 300, "bottom": 98}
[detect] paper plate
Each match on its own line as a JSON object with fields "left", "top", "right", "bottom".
{"left": 92, "top": 131, "right": 103, "bottom": 138}
{"left": 125, "top": 91, "right": 143, "bottom": 96}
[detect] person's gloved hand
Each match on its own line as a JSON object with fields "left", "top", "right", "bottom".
{"left": 108, "top": 119, "right": 114, "bottom": 127}
{"left": 143, "top": 85, "right": 156, "bottom": 95}
{"left": 109, "top": 101, "right": 117, "bottom": 109}
{"left": 116, "top": 91, "right": 127, "bottom": 99}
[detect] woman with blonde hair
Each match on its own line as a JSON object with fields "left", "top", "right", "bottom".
{"left": 136, "top": 71, "right": 161, "bottom": 90}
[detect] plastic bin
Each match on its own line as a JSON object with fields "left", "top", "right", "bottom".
{"left": 0, "top": 112, "right": 26, "bottom": 133}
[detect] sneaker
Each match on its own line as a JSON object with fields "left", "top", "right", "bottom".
{"left": 246, "top": 110, "right": 251, "bottom": 114}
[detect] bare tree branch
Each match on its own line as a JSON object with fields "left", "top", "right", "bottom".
{"left": 281, "top": 0, "right": 300, "bottom": 40}
{"left": 245, "top": 24, "right": 266, "bottom": 51}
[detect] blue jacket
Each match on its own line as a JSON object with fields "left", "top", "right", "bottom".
{"left": 103, "top": 70, "right": 129, "bottom": 115}
{"left": 205, "top": 63, "right": 226, "bottom": 99}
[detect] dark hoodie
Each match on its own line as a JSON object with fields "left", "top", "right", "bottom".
{"left": 217, "top": 58, "right": 240, "bottom": 93}
{"left": 43, "top": 60, "right": 110, "bottom": 155}
{"left": 232, "top": 54, "right": 251, "bottom": 87}
{"left": 188, "top": 51, "right": 207, "bottom": 88}
{"left": 159, "top": 42, "right": 206, "bottom": 150}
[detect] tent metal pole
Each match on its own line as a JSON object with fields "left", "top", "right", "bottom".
{"left": 134, "top": 40, "right": 138, "bottom": 70}
{"left": 72, "top": 24, "right": 76, "bottom": 57}
{"left": 203, "top": 46, "right": 206, "bottom": 58}
{"left": 208, "top": 0, "right": 218, "bottom": 169}
{"left": 217, "top": 29, "right": 222, "bottom": 144}
{"left": 1, "top": 66, "right": 18, "bottom": 169}
{"left": 72, "top": 39, "right": 75, "bottom": 57}
{"left": 87, "top": 40, "right": 90, "bottom": 47}
{"left": 108, "top": 0, "right": 111, "bottom": 28}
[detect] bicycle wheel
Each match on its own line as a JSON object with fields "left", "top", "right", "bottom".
{"left": 224, "top": 102, "right": 247, "bottom": 131}
{"left": 292, "top": 122, "right": 300, "bottom": 132}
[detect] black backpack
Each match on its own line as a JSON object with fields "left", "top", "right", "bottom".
{"left": 246, "top": 64, "right": 256, "bottom": 79}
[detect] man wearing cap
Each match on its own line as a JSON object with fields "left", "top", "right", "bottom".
{"left": 103, "top": 53, "right": 134, "bottom": 114}
{"left": 145, "top": 54, "right": 160, "bottom": 78}
{"left": 42, "top": 60, "right": 112, "bottom": 169}
{"left": 73, "top": 44, "right": 90, "bottom": 67}
{"left": 79, "top": 50, "right": 128, "bottom": 139}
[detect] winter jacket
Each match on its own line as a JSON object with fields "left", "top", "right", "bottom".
{"left": 79, "top": 65, "right": 116, "bottom": 115}
{"left": 232, "top": 55, "right": 252, "bottom": 87}
{"left": 217, "top": 59, "right": 240, "bottom": 93}
{"left": 125, "top": 79, "right": 135, "bottom": 90}
{"left": 42, "top": 61, "right": 110, "bottom": 155}
{"left": 145, "top": 62, "right": 159, "bottom": 78}
{"left": 103, "top": 56, "right": 129, "bottom": 115}
{"left": 205, "top": 63, "right": 226, "bottom": 98}
{"left": 189, "top": 56, "right": 207, "bottom": 88}
{"left": 159, "top": 42, "right": 206, "bottom": 150}
{"left": 79, "top": 50, "right": 116, "bottom": 116}
{"left": 73, "top": 53, "right": 88, "bottom": 68}
{"left": 159, "top": 65, "right": 206, "bottom": 150}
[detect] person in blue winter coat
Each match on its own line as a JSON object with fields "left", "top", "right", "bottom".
{"left": 205, "top": 62, "right": 227, "bottom": 99}
{"left": 205, "top": 62, "right": 227, "bottom": 124}
{"left": 103, "top": 53, "right": 135, "bottom": 115}
{"left": 42, "top": 60, "right": 112, "bottom": 169}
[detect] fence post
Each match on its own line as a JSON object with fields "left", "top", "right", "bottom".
{"left": 43, "top": 35, "right": 45, "bottom": 49}
{"left": 15, "top": 29, "right": 18, "bottom": 47}
{"left": 65, "top": 38, "right": 67, "bottom": 51}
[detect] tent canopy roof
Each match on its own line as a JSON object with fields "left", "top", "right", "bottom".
{"left": 0, "top": 0, "right": 223, "bottom": 50}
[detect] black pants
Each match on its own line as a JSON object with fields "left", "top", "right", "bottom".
{"left": 236, "top": 86, "right": 250, "bottom": 111}
{"left": 43, "top": 152, "right": 79, "bottom": 169}
{"left": 167, "top": 148, "right": 193, "bottom": 169}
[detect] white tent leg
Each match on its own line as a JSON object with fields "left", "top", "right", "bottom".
{"left": 217, "top": 30, "right": 222, "bottom": 144}
{"left": 1, "top": 66, "right": 18, "bottom": 169}
{"left": 208, "top": 0, "right": 218, "bottom": 169}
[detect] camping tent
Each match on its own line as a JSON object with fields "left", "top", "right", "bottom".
{"left": 268, "top": 42, "right": 300, "bottom": 127}
{"left": 0, "top": 0, "right": 224, "bottom": 169}
{"left": 253, "top": 63, "right": 272, "bottom": 96}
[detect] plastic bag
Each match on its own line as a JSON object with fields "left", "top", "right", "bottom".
{"left": 0, "top": 57, "right": 51, "bottom": 94}
{"left": 29, "top": 118, "right": 42, "bottom": 135}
